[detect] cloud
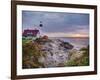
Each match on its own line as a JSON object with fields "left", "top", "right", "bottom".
{"left": 22, "top": 11, "right": 89, "bottom": 37}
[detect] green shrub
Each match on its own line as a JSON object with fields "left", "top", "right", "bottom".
{"left": 66, "top": 60, "right": 78, "bottom": 66}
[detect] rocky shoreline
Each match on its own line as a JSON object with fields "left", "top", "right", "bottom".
{"left": 22, "top": 37, "right": 89, "bottom": 68}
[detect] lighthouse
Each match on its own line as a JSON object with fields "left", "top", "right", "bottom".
{"left": 39, "top": 21, "right": 43, "bottom": 27}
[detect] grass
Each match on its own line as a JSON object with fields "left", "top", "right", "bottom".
{"left": 22, "top": 38, "right": 45, "bottom": 68}
{"left": 65, "top": 46, "right": 89, "bottom": 66}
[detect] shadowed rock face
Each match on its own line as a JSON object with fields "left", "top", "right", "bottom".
{"left": 37, "top": 38, "right": 74, "bottom": 67}
{"left": 60, "top": 41, "right": 73, "bottom": 49}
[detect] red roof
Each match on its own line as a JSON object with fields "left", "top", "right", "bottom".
{"left": 23, "top": 29, "right": 39, "bottom": 37}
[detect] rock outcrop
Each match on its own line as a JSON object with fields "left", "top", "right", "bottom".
{"left": 36, "top": 38, "right": 74, "bottom": 67}
{"left": 23, "top": 37, "right": 87, "bottom": 68}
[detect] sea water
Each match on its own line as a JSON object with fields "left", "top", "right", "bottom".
{"left": 50, "top": 37, "right": 89, "bottom": 50}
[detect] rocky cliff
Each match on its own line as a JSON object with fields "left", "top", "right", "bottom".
{"left": 22, "top": 37, "right": 88, "bottom": 68}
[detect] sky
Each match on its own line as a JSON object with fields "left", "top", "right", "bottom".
{"left": 22, "top": 11, "right": 89, "bottom": 37}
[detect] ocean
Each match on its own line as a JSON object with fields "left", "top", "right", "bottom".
{"left": 50, "top": 37, "right": 89, "bottom": 50}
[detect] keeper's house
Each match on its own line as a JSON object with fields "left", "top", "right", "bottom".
{"left": 23, "top": 29, "right": 39, "bottom": 37}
